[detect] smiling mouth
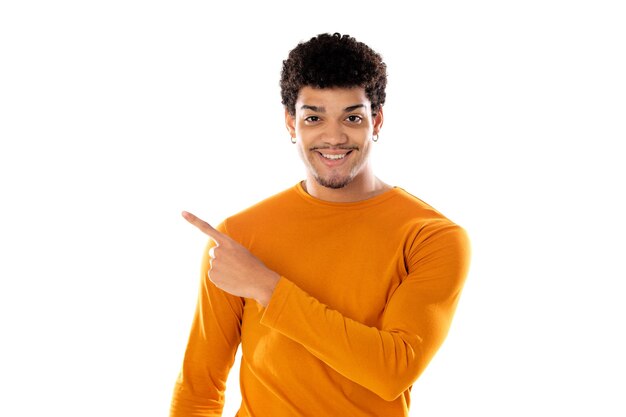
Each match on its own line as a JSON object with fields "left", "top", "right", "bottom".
{"left": 313, "top": 147, "right": 357, "bottom": 161}
{"left": 319, "top": 151, "right": 352, "bottom": 160}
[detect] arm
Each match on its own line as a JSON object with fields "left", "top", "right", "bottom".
{"left": 260, "top": 222, "right": 471, "bottom": 401}
{"left": 178, "top": 212, "right": 471, "bottom": 402}
{"left": 170, "top": 230, "right": 244, "bottom": 417}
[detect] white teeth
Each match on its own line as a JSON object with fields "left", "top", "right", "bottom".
{"left": 321, "top": 153, "right": 347, "bottom": 160}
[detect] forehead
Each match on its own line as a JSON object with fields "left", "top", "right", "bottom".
{"left": 296, "top": 86, "right": 370, "bottom": 112}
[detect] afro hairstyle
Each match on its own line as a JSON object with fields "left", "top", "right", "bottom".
{"left": 280, "top": 33, "right": 387, "bottom": 116}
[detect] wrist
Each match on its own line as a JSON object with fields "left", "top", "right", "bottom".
{"left": 257, "top": 271, "right": 280, "bottom": 307}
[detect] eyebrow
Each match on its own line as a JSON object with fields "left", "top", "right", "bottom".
{"left": 300, "top": 104, "right": 366, "bottom": 113}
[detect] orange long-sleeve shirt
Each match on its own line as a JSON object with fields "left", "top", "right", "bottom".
{"left": 170, "top": 183, "right": 471, "bottom": 416}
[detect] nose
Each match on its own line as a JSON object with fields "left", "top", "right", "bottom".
{"left": 321, "top": 121, "right": 348, "bottom": 146}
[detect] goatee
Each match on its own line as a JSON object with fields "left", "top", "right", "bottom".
{"left": 314, "top": 174, "right": 352, "bottom": 189}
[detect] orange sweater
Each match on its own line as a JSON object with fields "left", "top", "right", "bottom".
{"left": 170, "top": 183, "right": 471, "bottom": 417}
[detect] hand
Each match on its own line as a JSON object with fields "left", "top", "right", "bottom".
{"left": 182, "top": 211, "right": 280, "bottom": 307}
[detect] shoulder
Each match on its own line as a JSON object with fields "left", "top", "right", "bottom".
{"left": 220, "top": 184, "right": 301, "bottom": 239}
{"left": 390, "top": 187, "right": 448, "bottom": 218}
{"left": 386, "top": 188, "right": 463, "bottom": 230}
{"left": 388, "top": 187, "right": 470, "bottom": 255}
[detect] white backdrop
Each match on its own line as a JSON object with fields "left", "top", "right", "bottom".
{"left": 1, "top": 1, "right": 625, "bottom": 416}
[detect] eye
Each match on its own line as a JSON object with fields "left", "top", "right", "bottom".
{"left": 346, "top": 115, "right": 363, "bottom": 123}
{"left": 304, "top": 115, "right": 321, "bottom": 123}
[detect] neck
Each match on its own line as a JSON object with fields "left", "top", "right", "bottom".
{"left": 302, "top": 172, "right": 392, "bottom": 203}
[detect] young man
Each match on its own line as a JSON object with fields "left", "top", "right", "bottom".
{"left": 170, "top": 33, "right": 471, "bottom": 417}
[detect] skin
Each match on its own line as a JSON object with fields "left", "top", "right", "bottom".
{"left": 183, "top": 87, "right": 392, "bottom": 307}
{"left": 181, "top": 211, "right": 279, "bottom": 307}
{"left": 286, "top": 86, "right": 390, "bottom": 203}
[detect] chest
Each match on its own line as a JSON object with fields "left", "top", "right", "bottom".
{"left": 250, "top": 223, "right": 409, "bottom": 325}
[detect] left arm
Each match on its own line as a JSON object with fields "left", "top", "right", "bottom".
{"left": 181, "top": 212, "right": 471, "bottom": 401}
{"left": 260, "top": 223, "right": 471, "bottom": 401}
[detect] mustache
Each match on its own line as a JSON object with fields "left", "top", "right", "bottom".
{"left": 309, "top": 145, "right": 359, "bottom": 151}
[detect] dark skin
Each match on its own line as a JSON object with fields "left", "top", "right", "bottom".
{"left": 181, "top": 211, "right": 280, "bottom": 307}
{"left": 183, "top": 87, "right": 390, "bottom": 307}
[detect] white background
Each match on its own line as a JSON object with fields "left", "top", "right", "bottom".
{"left": 1, "top": 1, "right": 625, "bottom": 416}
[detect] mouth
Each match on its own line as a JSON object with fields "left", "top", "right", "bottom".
{"left": 319, "top": 151, "right": 352, "bottom": 160}
{"left": 314, "top": 149, "right": 354, "bottom": 166}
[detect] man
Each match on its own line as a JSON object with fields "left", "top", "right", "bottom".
{"left": 170, "top": 33, "right": 471, "bottom": 417}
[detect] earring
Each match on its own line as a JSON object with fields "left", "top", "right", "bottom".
{"left": 291, "top": 136, "right": 296, "bottom": 144}
{"left": 372, "top": 134, "right": 379, "bottom": 142}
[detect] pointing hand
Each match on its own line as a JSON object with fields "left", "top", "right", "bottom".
{"left": 182, "top": 211, "right": 280, "bottom": 307}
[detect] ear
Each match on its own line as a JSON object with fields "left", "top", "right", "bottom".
{"left": 373, "top": 106, "right": 384, "bottom": 136}
{"left": 285, "top": 108, "right": 296, "bottom": 138}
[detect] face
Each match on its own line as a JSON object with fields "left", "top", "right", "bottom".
{"left": 285, "top": 86, "right": 383, "bottom": 190}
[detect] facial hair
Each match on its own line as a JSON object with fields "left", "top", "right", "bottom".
{"left": 298, "top": 144, "right": 369, "bottom": 190}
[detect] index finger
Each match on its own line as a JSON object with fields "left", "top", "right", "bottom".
{"left": 181, "top": 211, "right": 223, "bottom": 243}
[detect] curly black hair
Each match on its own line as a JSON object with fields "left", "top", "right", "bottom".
{"left": 280, "top": 33, "right": 387, "bottom": 116}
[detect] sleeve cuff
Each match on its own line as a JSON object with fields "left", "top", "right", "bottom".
{"left": 260, "top": 276, "right": 293, "bottom": 328}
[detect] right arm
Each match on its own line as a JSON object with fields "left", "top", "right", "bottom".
{"left": 170, "top": 232, "right": 244, "bottom": 417}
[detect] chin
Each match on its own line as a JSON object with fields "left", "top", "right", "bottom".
{"left": 314, "top": 175, "right": 353, "bottom": 189}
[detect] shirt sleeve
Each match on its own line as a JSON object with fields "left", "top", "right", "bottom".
{"left": 170, "top": 223, "right": 244, "bottom": 417}
{"left": 260, "top": 221, "right": 471, "bottom": 402}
